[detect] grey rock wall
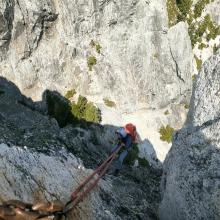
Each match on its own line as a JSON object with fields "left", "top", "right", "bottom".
{"left": 0, "top": 0, "right": 193, "bottom": 111}
{"left": 159, "top": 50, "right": 220, "bottom": 220}
{"left": 0, "top": 143, "right": 117, "bottom": 220}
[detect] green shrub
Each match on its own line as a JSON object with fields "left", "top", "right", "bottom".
{"left": 188, "top": 19, "right": 207, "bottom": 47}
{"left": 164, "top": 110, "right": 170, "bottom": 115}
{"left": 103, "top": 98, "right": 116, "bottom": 108}
{"left": 189, "top": 14, "right": 220, "bottom": 47}
{"left": 123, "top": 144, "right": 150, "bottom": 168}
{"left": 176, "top": 0, "right": 192, "bottom": 17}
{"left": 196, "top": 20, "right": 207, "bottom": 37}
{"left": 192, "top": 74, "right": 197, "bottom": 81}
{"left": 138, "top": 157, "right": 150, "bottom": 168}
{"left": 194, "top": 55, "right": 202, "bottom": 70}
{"left": 65, "top": 89, "right": 76, "bottom": 99}
{"left": 198, "top": 42, "right": 208, "bottom": 50}
{"left": 184, "top": 103, "right": 190, "bottom": 109}
{"left": 87, "top": 56, "right": 97, "bottom": 71}
{"left": 175, "top": 0, "right": 219, "bottom": 48}
{"left": 186, "top": 11, "right": 194, "bottom": 25}
{"left": 159, "top": 125, "right": 175, "bottom": 143}
{"left": 153, "top": 53, "right": 159, "bottom": 59}
{"left": 90, "top": 40, "right": 102, "bottom": 54}
{"left": 83, "top": 102, "right": 101, "bottom": 123}
{"left": 77, "top": 96, "right": 88, "bottom": 113}
{"left": 71, "top": 96, "right": 87, "bottom": 120}
{"left": 205, "top": 15, "right": 220, "bottom": 41}
{"left": 124, "top": 144, "right": 139, "bottom": 166}
{"left": 71, "top": 95, "right": 101, "bottom": 123}
{"left": 46, "top": 92, "right": 101, "bottom": 127}
{"left": 188, "top": 24, "right": 200, "bottom": 47}
{"left": 177, "top": 13, "right": 186, "bottom": 23}
{"left": 194, "top": 0, "right": 210, "bottom": 18}
{"left": 70, "top": 106, "right": 81, "bottom": 120}
{"left": 96, "top": 44, "right": 102, "bottom": 54}
{"left": 166, "top": 0, "right": 179, "bottom": 27}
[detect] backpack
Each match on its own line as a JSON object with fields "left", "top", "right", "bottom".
{"left": 116, "top": 127, "right": 127, "bottom": 138}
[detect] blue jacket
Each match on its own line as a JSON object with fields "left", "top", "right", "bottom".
{"left": 112, "top": 129, "right": 133, "bottom": 153}
{"left": 120, "top": 134, "right": 133, "bottom": 149}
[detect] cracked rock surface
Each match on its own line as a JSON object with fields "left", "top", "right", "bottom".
{"left": 0, "top": 0, "right": 193, "bottom": 110}
{"left": 0, "top": 0, "right": 196, "bottom": 164}
{"left": 159, "top": 50, "right": 220, "bottom": 220}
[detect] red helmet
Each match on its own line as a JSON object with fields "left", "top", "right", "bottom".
{"left": 124, "top": 123, "right": 137, "bottom": 141}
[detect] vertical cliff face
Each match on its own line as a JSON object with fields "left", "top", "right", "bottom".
{"left": 0, "top": 0, "right": 220, "bottom": 219}
{"left": 159, "top": 50, "right": 220, "bottom": 220}
{"left": 0, "top": 0, "right": 196, "bottom": 164}
{"left": 0, "top": 0, "right": 193, "bottom": 110}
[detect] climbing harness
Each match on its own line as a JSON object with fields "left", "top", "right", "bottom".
{"left": 0, "top": 145, "right": 123, "bottom": 220}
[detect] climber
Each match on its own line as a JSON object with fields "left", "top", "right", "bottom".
{"left": 112, "top": 123, "right": 137, "bottom": 175}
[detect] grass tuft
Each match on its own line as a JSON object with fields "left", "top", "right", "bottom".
{"left": 159, "top": 125, "right": 175, "bottom": 143}
{"left": 164, "top": 110, "right": 170, "bottom": 115}
{"left": 194, "top": 55, "right": 202, "bottom": 71}
{"left": 65, "top": 89, "right": 76, "bottom": 99}
{"left": 87, "top": 56, "right": 97, "bottom": 71}
{"left": 103, "top": 98, "right": 116, "bottom": 108}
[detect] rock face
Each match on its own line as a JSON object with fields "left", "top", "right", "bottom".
{"left": 205, "top": 0, "right": 220, "bottom": 25}
{"left": 0, "top": 0, "right": 196, "bottom": 165}
{"left": 0, "top": 77, "right": 161, "bottom": 220}
{"left": 0, "top": 0, "right": 197, "bottom": 167}
{"left": 0, "top": 0, "right": 193, "bottom": 110}
{"left": 0, "top": 143, "right": 121, "bottom": 220}
{"left": 0, "top": 143, "right": 162, "bottom": 220}
{"left": 159, "top": 50, "right": 220, "bottom": 219}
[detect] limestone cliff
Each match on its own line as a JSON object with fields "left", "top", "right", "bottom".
{"left": 0, "top": 0, "right": 193, "bottom": 110}
{"left": 0, "top": 0, "right": 220, "bottom": 219}
{"left": 160, "top": 50, "right": 220, "bottom": 219}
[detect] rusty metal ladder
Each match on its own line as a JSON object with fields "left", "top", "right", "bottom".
{"left": 0, "top": 145, "right": 122, "bottom": 220}
{"left": 63, "top": 144, "right": 122, "bottom": 214}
